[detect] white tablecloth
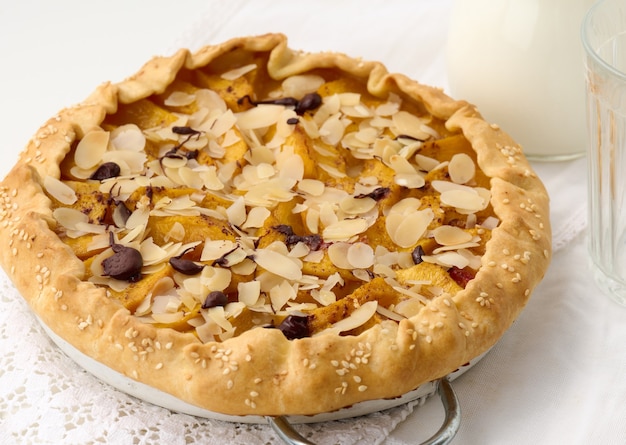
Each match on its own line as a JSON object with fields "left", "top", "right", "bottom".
{"left": 1, "top": 1, "right": 624, "bottom": 444}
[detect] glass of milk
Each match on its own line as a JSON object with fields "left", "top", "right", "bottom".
{"left": 446, "top": 0, "right": 595, "bottom": 161}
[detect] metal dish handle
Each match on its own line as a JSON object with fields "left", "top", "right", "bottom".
{"left": 266, "top": 377, "right": 461, "bottom": 445}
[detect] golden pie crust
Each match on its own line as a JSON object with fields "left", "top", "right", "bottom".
{"left": 0, "top": 34, "right": 551, "bottom": 416}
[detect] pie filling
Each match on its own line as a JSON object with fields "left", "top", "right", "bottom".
{"left": 43, "top": 51, "right": 499, "bottom": 344}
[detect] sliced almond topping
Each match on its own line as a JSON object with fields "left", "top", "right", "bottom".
{"left": 52, "top": 207, "right": 88, "bottom": 230}
{"left": 339, "top": 196, "right": 376, "bottom": 215}
{"left": 319, "top": 114, "right": 345, "bottom": 146}
{"left": 195, "top": 88, "right": 227, "bottom": 113}
{"left": 297, "top": 179, "right": 325, "bottom": 196}
{"left": 226, "top": 196, "right": 247, "bottom": 227}
{"left": 322, "top": 218, "right": 369, "bottom": 241}
{"left": 220, "top": 63, "right": 257, "bottom": 81}
{"left": 319, "top": 300, "right": 378, "bottom": 336}
{"left": 347, "top": 242, "right": 375, "bottom": 269}
{"left": 242, "top": 206, "right": 270, "bottom": 229}
{"left": 327, "top": 242, "right": 353, "bottom": 270}
{"left": 74, "top": 130, "right": 109, "bottom": 170}
{"left": 391, "top": 111, "right": 431, "bottom": 141}
{"left": 414, "top": 154, "right": 441, "bottom": 172}
{"left": 236, "top": 105, "right": 284, "bottom": 130}
{"left": 110, "top": 124, "right": 146, "bottom": 152}
{"left": 201, "top": 240, "right": 238, "bottom": 261}
{"left": 423, "top": 251, "right": 470, "bottom": 269}
{"left": 432, "top": 225, "right": 473, "bottom": 246}
{"left": 254, "top": 248, "right": 303, "bottom": 281}
{"left": 201, "top": 266, "right": 232, "bottom": 291}
{"left": 164, "top": 91, "right": 195, "bottom": 107}
{"left": 102, "top": 150, "right": 147, "bottom": 175}
{"left": 448, "top": 153, "right": 475, "bottom": 185}
{"left": 281, "top": 74, "right": 325, "bottom": 98}
{"left": 386, "top": 209, "right": 434, "bottom": 248}
{"left": 269, "top": 280, "right": 296, "bottom": 312}
{"left": 44, "top": 176, "right": 77, "bottom": 205}
{"left": 394, "top": 298, "right": 425, "bottom": 318}
{"left": 440, "top": 189, "right": 485, "bottom": 212}
{"left": 238, "top": 280, "right": 261, "bottom": 306}
{"left": 376, "top": 305, "right": 406, "bottom": 322}
{"left": 276, "top": 153, "right": 304, "bottom": 182}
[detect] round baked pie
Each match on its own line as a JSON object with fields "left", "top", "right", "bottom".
{"left": 0, "top": 33, "right": 551, "bottom": 417}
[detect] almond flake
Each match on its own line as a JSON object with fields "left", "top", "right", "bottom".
{"left": 254, "top": 248, "right": 303, "bottom": 281}
{"left": 394, "top": 298, "right": 425, "bottom": 318}
{"left": 269, "top": 280, "right": 296, "bottom": 312}
{"left": 277, "top": 153, "right": 304, "bottom": 182}
{"left": 164, "top": 91, "right": 195, "bottom": 107}
{"left": 281, "top": 74, "right": 325, "bottom": 98}
{"left": 432, "top": 225, "right": 473, "bottom": 246}
{"left": 319, "top": 114, "right": 345, "bottom": 146}
{"left": 423, "top": 251, "right": 470, "bottom": 269}
{"left": 44, "top": 176, "right": 77, "bottom": 205}
{"left": 110, "top": 124, "right": 146, "bottom": 152}
{"left": 386, "top": 209, "right": 434, "bottom": 248}
{"left": 201, "top": 240, "right": 238, "bottom": 261}
{"left": 391, "top": 111, "right": 431, "bottom": 141}
{"left": 199, "top": 167, "right": 225, "bottom": 191}
{"left": 297, "top": 179, "right": 325, "bottom": 196}
{"left": 238, "top": 281, "right": 261, "bottom": 306}
{"left": 102, "top": 150, "right": 147, "bottom": 175}
{"left": 414, "top": 154, "right": 441, "bottom": 172}
{"left": 323, "top": 218, "right": 368, "bottom": 241}
{"left": 328, "top": 242, "right": 353, "bottom": 269}
{"left": 74, "top": 130, "right": 109, "bottom": 169}
{"left": 194, "top": 89, "right": 227, "bottom": 115}
{"left": 226, "top": 196, "right": 247, "bottom": 227}
{"left": 236, "top": 105, "right": 284, "bottom": 130}
{"left": 448, "top": 153, "right": 475, "bottom": 184}
{"left": 319, "top": 301, "right": 378, "bottom": 336}
{"left": 432, "top": 242, "right": 481, "bottom": 255}
{"left": 339, "top": 196, "right": 376, "bottom": 215}
{"left": 347, "top": 242, "right": 375, "bottom": 269}
{"left": 207, "top": 110, "right": 237, "bottom": 139}
{"left": 201, "top": 266, "right": 232, "bottom": 291}
{"left": 165, "top": 221, "right": 186, "bottom": 242}
{"left": 376, "top": 305, "right": 406, "bottom": 322}
{"left": 207, "top": 306, "right": 233, "bottom": 331}
{"left": 242, "top": 206, "right": 270, "bottom": 229}
{"left": 312, "top": 289, "right": 337, "bottom": 306}
{"left": 52, "top": 207, "right": 88, "bottom": 230}
{"left": 220, "top": 63, "right": 257, "bottom": 81}
{"left": 440, "top": 189, "right": 485, "bottom": 212}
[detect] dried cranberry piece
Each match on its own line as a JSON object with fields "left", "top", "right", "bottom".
{"left": 202, "top": 291, "right": 228, "bottom": 309}
{"left": 449, "top": 266, "right": 475, "bottom": 288}
{"left": 102, "top": 233, "right": 143, "bottom": 282}
{"left": 277, "top": 315, "right": 311, "bottom": 340}
{"left": 90, "top": 162, "right": 121, "bottom": 181}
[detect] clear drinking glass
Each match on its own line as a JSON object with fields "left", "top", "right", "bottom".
{"left": 582, "top": 0, "right": 626, "bottom": 305}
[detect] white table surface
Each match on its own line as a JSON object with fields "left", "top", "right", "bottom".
{"left": 1, "top": 1, "right": 625, "bottom": 444}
